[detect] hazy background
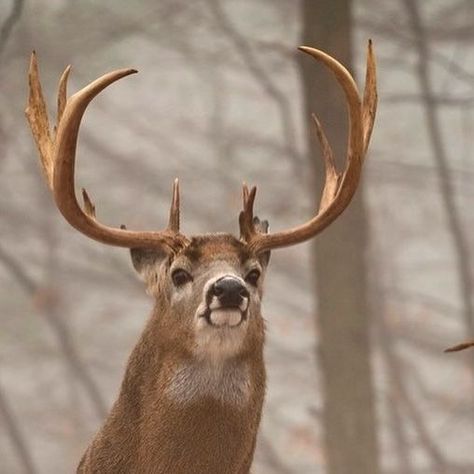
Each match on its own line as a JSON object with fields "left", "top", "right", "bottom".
{"left": 1, "top": 1, "right": 473, "bottom": 473}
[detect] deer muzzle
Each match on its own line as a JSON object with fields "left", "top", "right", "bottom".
{"left": 202, "top": 276, "right": 249, "bottom": 327}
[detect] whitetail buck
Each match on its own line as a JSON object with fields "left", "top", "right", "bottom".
{"left": 25, "top": 42, "right": 377, "bottom": 473}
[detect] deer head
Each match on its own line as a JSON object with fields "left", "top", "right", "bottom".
{"left": 130, "top": 230, "right": 271, "bottom": 366}
{"left": 25, "top": 43, "right": 377, "bottom": 473}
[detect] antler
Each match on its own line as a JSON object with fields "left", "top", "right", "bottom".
{"left": 444, "top": 341, "right": 474, "bottom": 353}
{"left": 240, "top": 40, "right": 377, "bottom": 254}
{"left": 25, "top": 52, "right": 188, "bottom": 253}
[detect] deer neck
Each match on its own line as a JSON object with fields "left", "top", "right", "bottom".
{"left": 126, "top": 319, "right": 266, "bottom": 409}
{"left": 123, "top": 304, "right": 266, "bottom": 403}
{"left": 81, "top": 306, "right": 266, "bottom": 473}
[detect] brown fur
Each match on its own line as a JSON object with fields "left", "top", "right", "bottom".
{"left": 77, "top": 234, "right": 268, "bottom": 473}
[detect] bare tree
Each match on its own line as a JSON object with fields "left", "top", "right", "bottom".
{"left": 299, "top": 1, "right": 379, "bottom": 473}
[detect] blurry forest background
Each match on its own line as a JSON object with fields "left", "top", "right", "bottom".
{"left": 1, "top": 1, "right": 474, "bottom": 473}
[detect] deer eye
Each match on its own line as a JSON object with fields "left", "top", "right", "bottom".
{"left": 245, "top": 269, "right": 261, "bottom": 287}
{"left": 171, "top": 269, "right": 193, "bottom": 287}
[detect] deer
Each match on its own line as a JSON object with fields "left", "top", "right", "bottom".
{"left": 25, "top": 41, "right": 377, "bottom": 474}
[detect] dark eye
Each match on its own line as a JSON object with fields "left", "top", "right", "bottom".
{"left": 245, "top": 269, "right": 261, "bottom": 286}
{"left": 171, "top": 269, "right": 193, "bottom": 287}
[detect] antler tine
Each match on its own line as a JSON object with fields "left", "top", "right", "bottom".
{"left": 311, "top": 113, "right": 340, "bottom": 212}
{"left": 82, "top": 188, "right": 96, "bottom": 219}
{"left": 26, "top": 52, "right": 54, "bottom": 190}
{"left": 242, "top": 41, "right": 377, "bottom": 254}
{"left": 57, "top": 65, "right": 71, "bottom": 130}
{"left": 362, "top": 39, "right": 377, "bottom": 154}
{"left": 444, "top": 340, "right": 474, "bottom": 353}
{"left": 239, "top": 183, "right": 257, "bottom": 241}
{"left": 26, "top": 53, "right": 189, "bottom": 253}
{"left": 167, "top": 178, "right": 180, "bottom": 232}
{"left": 242, "top": 182, "right": 250, "bottom": 208}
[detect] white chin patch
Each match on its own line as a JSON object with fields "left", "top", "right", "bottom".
{"left": 209, "top": 309, "right": 242, "bottom": 327}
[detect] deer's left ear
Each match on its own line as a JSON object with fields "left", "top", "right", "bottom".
{"left": 253, "top": 217, "right": 271, "bottom": 268}
{"left": 130, "top": 248, "right": 168, "bottom": 277}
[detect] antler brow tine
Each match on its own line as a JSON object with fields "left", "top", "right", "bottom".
{"left": 239, "top": 183, "right": 257, "bottom": 242}
{"left": 167, "top": 178, "right": 180, "bottom": 232}
{"left": 56, "top": 65, "right": 71, "bottom": 129}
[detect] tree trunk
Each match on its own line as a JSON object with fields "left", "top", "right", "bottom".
{"left": 299, "top": 1, "right": 380, "bottom": 473}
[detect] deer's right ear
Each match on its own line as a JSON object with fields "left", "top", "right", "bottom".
{"left": 130, "top": 248, "right": 168, "bottom": 277}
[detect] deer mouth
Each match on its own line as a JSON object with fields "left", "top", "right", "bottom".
{"left": 197, "top": 275, "right": 249, "bottom": 328}
{"left": 200, "top": 305, "right": 248, "bottom": 328}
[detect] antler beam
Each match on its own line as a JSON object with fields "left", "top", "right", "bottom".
{"left": 25, "top": 53, "right": 188, "bottom": 253}
{"left": 240, "top": 40, "right": 377, "bottom": 254}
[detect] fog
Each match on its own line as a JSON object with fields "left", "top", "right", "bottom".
{"left": 1, "top": 1, "right": 473, "bottom": 473}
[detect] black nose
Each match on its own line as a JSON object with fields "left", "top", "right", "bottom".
{"left": 211, "top": 277, "right": 249, "bottom": 308}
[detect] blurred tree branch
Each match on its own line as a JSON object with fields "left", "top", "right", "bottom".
{"left": 384, "top": 94, "right": 474, "bottom": 108}
{"left": 402, "top": 0, "right": 474, "bottom": 369}
{"left": 378, "top": 303, "right": 448, "bottom": 473}
{"left": 0, "top": 243, "right": 107, "bottom": 420}
{"left": 0, "top": 0, "right": 24, "bottom": 57}
{"left": 207, "top": 0, "right": 304, "bottom": 185}
{"left": 359, "top": 17, "right": 474, "bottom": 88}
{"left": 0, "top": 383, "right": 37, "bottom": 474}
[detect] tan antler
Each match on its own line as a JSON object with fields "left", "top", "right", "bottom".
{"left": 25, "top": 53, "right": 188, "bottom": 253}
{"left": 444, "top": 341, "right": 474, "bottom": 353}
{"left": 240, "top": 40, "right": 377, "bottom": 254}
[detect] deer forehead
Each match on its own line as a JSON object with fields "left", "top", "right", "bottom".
{"left": 173, "top": 234, "right": 257, "bottom": 273}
